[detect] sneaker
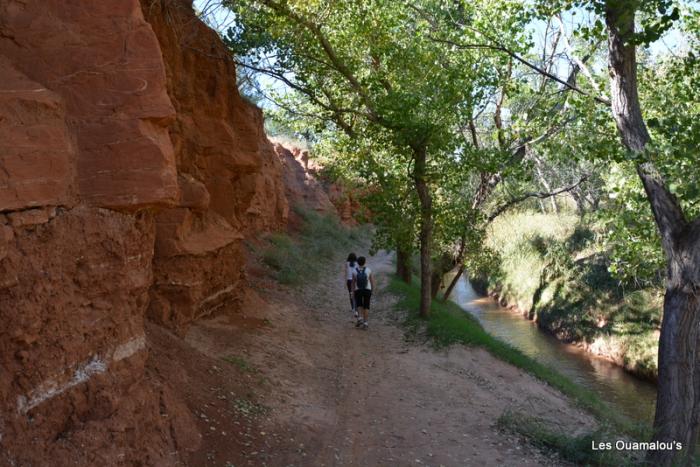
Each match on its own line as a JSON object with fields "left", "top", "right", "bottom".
{"left": 355, "top": 318, "right": 363, "bottom": 327}
{"left": 361, "top": 322, "right": 369, "bottom": 330}
{"left": 353, "top": 310, "right": 359, "bottom": 319}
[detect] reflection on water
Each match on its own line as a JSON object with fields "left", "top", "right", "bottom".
{"left": 448, "top": 272, "right": 657, "bottom": 424}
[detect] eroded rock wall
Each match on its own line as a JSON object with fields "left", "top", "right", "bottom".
{"left": 273, "top": 143, "right": 337, "bottom": 214}
{"left": 270, "top": 141, "right": 363, "bottom": 224}
{"left": 142, "top": 0, "right": 288, "bottom": 332}
{"left": 0, "top": 1, "right": 184, "bottom": 463}
{"left": 0, "top": 0, "right": 286, "bottom": 463}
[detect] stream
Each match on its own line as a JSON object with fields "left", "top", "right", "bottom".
{"left": 447, "top": 272, "right": 658, "bottom": 425}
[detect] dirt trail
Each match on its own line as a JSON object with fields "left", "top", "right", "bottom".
{"left": 177, "top": 250, "right": 595, "bottom": 466}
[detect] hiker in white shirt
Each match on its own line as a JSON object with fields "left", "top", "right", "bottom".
{"left": 344, "top": 253, "right": 358, "bottom": 317}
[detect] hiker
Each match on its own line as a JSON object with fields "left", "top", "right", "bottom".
{"left": 345, "top": 253, "right": 358, "bottom": 317}
{"left": 352, "top": 256, "right": 375, "bottom": 330}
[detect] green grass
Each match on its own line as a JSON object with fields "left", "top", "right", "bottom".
{"left": 485, "top": 211, "right": 578, "bottom": 311}
{"left": 259, "top": 205, "right": 370, "bottom": 285}
{"left": 389, "top": 276, "right": 647, "bottom": 439}
{"left": 497, "top": 411, "right": 636, "bottom": 466}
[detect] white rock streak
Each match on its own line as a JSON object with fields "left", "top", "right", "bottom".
{"left": 16, "top": 335, "right": 146, "bottom": 415}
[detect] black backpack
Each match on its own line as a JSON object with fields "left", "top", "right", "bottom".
{"left": 356, "top": 267, "right": 369, "bottom": 290}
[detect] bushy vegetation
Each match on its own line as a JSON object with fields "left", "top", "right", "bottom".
{"left": 479, "top": 210, "right": 662, "bottom": 380}
{"left": 260, "top": 206, "right": 369, "bottom": 285}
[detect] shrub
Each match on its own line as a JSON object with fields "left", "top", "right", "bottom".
{"left": 259, "top": 205, "right": 367, "bottom": 285}
{"left": 483, "top": 210, "right": 663, "bottom": 378}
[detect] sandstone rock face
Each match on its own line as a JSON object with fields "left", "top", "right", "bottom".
{"left": 0, "top": 0, "right": 178, "bottom": 210}
{"left": 0, "top": 0, "right": 191, "bottom": 463}
{"left": 274, "top": 143, "right": 337, "bottom": 214}
{"left": 328, "top": 182, "right": 363, "bottom": 225}
{"left": 270, "top": 141, "right": 364, "bottom": 224}
{"left": 0, "top": 0, "right": 286, "bottom": 463}
{"left": 143, "top": 0, "right": 287, "bottom": 332}
{"left": 0, "top": 208, "right": 177, "bottom": 465}
{"left": 0, "top": 59, "right": 76, "bottom": 211}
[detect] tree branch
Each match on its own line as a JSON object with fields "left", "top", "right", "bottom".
{"left": 429, "top": 36, "right": 611, "bottom": 106}
{"left": 554, "top": 15, "right": 607, "bottom": 100}
{"left": 259, "top": 0, "right": 386, "bottom": 125}
{"left": 234, "top": 60, "right": 357, "bottom": 136}
{"left": 486, "top": 174, "right": 590, "bottom": 223}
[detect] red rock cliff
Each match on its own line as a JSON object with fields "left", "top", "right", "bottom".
{"left": 143, "top": 0, "right": 288, "bottom": 332}
{"left": 0, "top": 0, "right": 286, "bottom": 464}
{"left": 271, "top": 140, "right": 362, "bottom": 224}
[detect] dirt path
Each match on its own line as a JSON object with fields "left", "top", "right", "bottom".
{"left": 179, "top": 250, "right": 596, "bottom": 466}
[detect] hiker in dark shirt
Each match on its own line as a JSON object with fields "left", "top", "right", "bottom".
{"left": 351, "top": 256, "right": 375, "bottom": 330}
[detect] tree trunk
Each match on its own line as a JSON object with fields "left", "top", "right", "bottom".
{"left": 605, "top": 5, "right": 700, "bottom": 465}
{"left": 396, "top": 246, "right": 412, "bottom": 283}
{"left": 443, "top": 264, "right": 465, "bottom": 301}
{"left": 431, "top": 269, "right": 442, "bottom": 299}
{"left": 431, "top": 253, "right": 453, "bottom": 299}
{"left": 413, "top": 144, "right": 433, "bottom": 318}
{"left": 652, "top": 262, "right": 700, "bottom": 465}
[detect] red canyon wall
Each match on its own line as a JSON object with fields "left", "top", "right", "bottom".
{"left": 273, "top": 143, "right": 337, "bottom": 214}
{"left": 271, "top": 141, "right": 363, "bottom": 224}
{"left": 0, "top": 0, "right": 286, "bottom": 463}
{"left": 143, "top": 0, "right": 288, "bottom": 333}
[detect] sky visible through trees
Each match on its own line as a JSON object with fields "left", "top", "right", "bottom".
{"left": 194, "top": 0, "right": 689, "bottom": 112}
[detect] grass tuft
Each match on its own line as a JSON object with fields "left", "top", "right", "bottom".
{"left": 497, "top": 411, "right": 637, "bottom": 466}
{"left": 259, "top": 205, "right": 369, "bottom": 285}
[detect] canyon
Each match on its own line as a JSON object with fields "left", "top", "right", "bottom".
{"left": 0, "top": 0, "right": 342, "bottom": 464}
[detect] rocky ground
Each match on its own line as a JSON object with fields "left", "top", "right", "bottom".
{"left": 149, "top": 248, "right": 596, "bottom": 466}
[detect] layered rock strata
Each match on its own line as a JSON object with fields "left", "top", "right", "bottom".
{"left": 0, "top": 0, "right": 286, "bottom": 463}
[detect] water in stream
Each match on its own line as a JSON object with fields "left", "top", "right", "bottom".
{"left": 448, "top": 272, "right": 658, "bottom": 425}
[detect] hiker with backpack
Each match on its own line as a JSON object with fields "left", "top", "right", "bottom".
{"left": 344, "top": 253, "right": 358, "bottom": 318}
{"left": 352, "top": 256, "right": 375, "bottom": 330}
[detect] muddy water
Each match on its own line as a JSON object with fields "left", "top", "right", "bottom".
{"left": 447, "top": 272, "right": 658, "bottom": 424}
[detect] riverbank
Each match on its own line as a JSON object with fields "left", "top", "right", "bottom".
{"left": 393, "top": 276, "right": 648, "bottom": 465}
{"left": 229, "top": 209, "right": 643, "bottom": 464}
{"left": 474, "top": 211, "right": 661, "bottom": 382}
{"left": 479, "top": 286, "right": 660, "bottom": 383}
{"left": 187, "top": 243, "right": 604, "bottom": 465}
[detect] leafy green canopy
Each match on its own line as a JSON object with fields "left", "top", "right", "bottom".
{"left": 602, "top": 14, "right": 700, "bottom": 285}
{"left": 226, "top": 0, "right": 523, "bottom": 146}
{"left": 224, "top": 0, "right": 532, "bottom": 258}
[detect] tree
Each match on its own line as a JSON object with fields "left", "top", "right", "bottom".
{"left": 314, "top": 130, "right": 420, "bottom": 283}
{"left": 424, "top": 6, "right": 601, "bottom": 300}
{"left": 531, "top": 1, "right": 699, "bottom": 464}
{"left": 604, "top": 3, "right": 700, "bottom": 464}
{"left": 453, "top": 0, "right": 700, "bottom": 461}
{"left": 225, "top": 0, "right": 527, "bottom": 317}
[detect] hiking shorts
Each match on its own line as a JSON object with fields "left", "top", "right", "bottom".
{"left": 354, "top": 289, "right": 372, "bottom": 310}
